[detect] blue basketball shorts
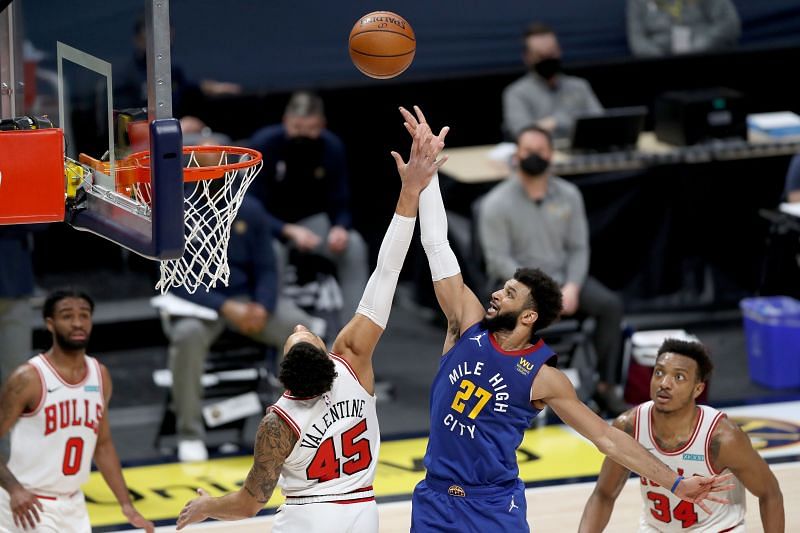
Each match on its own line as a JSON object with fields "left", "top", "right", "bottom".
{"left": 410, "top": 476, "right": 528, "bottom": 532}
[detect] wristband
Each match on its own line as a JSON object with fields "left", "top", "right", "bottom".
{"left": 670, "top": 475, "right": 684, "bottom": 494}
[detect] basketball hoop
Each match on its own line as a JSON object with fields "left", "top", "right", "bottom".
{"left": 129, "top": 145, "right": 263, "bottom": 294}
{"left": 74, "top": 145, "right": 262, "bottom": 294}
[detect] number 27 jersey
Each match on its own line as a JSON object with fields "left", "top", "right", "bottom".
{"left": 424, "top": 323, "right": 556, "bottom": 486}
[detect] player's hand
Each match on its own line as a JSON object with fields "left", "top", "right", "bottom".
{"left": 327, "top": 226, "right": 349, "bottom": 254}
{"left": 673, "top": 473, "right": 735, "bottom": 515}
{"left": 398, "top": 105, "right": 450, "bottom": 147}
{"left": 9, "top": 487, "right": 44, "bottom": 530}
{"left": 283, "top": 224, "right": 321, "bottom": 252}
{"left": 391, "top": 112, "right": 448, "bottom": 194}
{"left": 121, "top": 503, "right": 154, "bottom": 533}
{"left": 561, "top": 283, "right": 580, "bottom": 316}
{"left": 176, "top": 488, "right": 212, "bottom": 530}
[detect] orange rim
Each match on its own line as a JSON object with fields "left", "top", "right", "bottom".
{"left": 128, "top": 145, "right": 263, "bottom": 183}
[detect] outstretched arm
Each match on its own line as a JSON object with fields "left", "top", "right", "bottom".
{"left": 401, "top": 106, "right": 485, "bottom": 353}
{"left": 332, "top": 119, "right": 447, "bottom": 387}
{"left": 578, "top": 411, "right": 636, "bottom": 532}
{"left": 533, "top": 366, "right": 734, "bottom": 513}
{"left": 176, "top": 410, "right": 298, "bottom": 529}
{"left": 711, "top": 417, "right": 784, "bottom": 532}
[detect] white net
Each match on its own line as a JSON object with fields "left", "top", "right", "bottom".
{"left": 135, "top": 148, "right": 263, "bottom": 294}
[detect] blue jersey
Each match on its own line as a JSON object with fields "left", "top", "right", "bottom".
{"left": 423, "top": 323, "right": 556, "bottom": 486}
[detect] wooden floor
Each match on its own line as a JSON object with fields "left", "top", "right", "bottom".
{"left": 144, "top": 462, "right": 799, "bottom": 532}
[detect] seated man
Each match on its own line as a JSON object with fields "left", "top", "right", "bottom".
{"left": 248, "top": 91, "right": 368, "bottom": 321}
{"left": 478, "top": 125, "right": 627, "bottom": 416}
{"left": 166, "top": 194, "right": 325, "bottom": 463}
{"left": 626, "top": 0, "right": 741, "bottom": 57}
{"left": 502, "top": 22, "right": 603, "bottom": 141}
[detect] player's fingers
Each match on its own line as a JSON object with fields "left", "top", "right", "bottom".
{"left": 29, "top": 504, "right": 40, "bottom": 524}
{"left": 413, "top": 105, "right": 428, "bottom": 124}
{"left": 34, "top": 498, "right": 44, "bottom": 512}
{"left": 437, "top": 126, "right": 450, "bottom": 143}
{"left": 22, "top": 508, "right": 35, "bottom": 530}
{"left": 704, "top": 495, "right": 730, "bottom": 504}
{"left": 696, "top": 501, "right": 712, "bottom": 515}
{"left": 434, "top": 155, "right": 449, "bottom": 169}
{"left": 390, "top": 151, "right": 406, "bottom": 169}
{"left": 403, "top": 122, "right": 415, "bottom": 136}
{"left": 710, "top": 483, "right": 735, "bottom": 492}
{"left": 198, "top": 488, "right": 209, "bottom": 496}
{"left": 399, "top": 107, "right": 418, "bottom": 128}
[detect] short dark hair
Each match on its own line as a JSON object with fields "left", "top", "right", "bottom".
{"left": 43, "top": 289, "right": 95, "bottom": 320}
{"left": 524, "top": 21, "right": 556, "bottom": 39}
{"left": 279, "top": 342, "right": 337, "bottom": 397}
{"left": 513, "top": 268, "right": 563, "bottom": 335}
{"left": 285, "top": 91, "right": 325, "bottom": 118}
{"left": 656, "top": 338, "right": 714, "bottom": 383}
{"left": 516, "top": 124, "right": 553, "bottom": 149}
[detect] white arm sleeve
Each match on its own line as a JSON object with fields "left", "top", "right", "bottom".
{"left": 419, "top": 173, "right": 461, "bottom": 281}
{"left": 355, "top": 213, "right": 416, "bottom": 329}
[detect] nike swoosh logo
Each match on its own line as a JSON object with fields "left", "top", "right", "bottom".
{"left": 47, "top": 387, "right": 61, "bottom": 393}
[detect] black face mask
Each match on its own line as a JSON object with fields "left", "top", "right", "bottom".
{"left": 286, "top": 136, "right": 323, "bottom": 165}
{"left": 532, "top": 57, "right": 562, "bottom": 80}
{"left": 519, "top": 153, "right": 550, "bottom": 176}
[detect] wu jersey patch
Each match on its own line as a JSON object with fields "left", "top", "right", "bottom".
{"left": 516, "top": 358, "right": 534, "bottom": 376}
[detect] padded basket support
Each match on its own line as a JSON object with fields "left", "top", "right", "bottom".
{"left": 0, "top": 128, "right": 65, "bottom": 224}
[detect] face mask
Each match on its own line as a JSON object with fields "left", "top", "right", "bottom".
{"left": 519, "top": 153, "right": 550, "bottom": 176}
{"left": 533, "top": 57, "right": 562, "bottom": 80}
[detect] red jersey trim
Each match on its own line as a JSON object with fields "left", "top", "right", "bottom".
{"left": 650, "top": 406, "right": 704, "bottom": 456}
{"left": 270, "top": 405, "right": 301, "bottom": 439}
{"left": 328, "top": 352, "right": 359, "bottom": 381}
{"left": 489, "top": 334, "right": 546, "bottom": 357}
{"left": 21, "top": 362, "right": 47, "bottom": 418}
{"left": 91, "top": 357, "right": 105, "bottom": 403}
{"left": 705, "top": 411, "right": 727, "bottom": 475}
{"left": 282, "top": 391, "right": 319, "bottom": 401}
{"left": 333, "top": 496, "right": 374, "bottom": 504}
{"left": 719, "top": 521, "right": 744, "bottom": 532}
{"left": 39, "top": 353, "right": 90, "bottom": 388}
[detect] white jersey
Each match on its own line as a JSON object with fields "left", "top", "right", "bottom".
{"left": 7, "top": 354, "right": 105, "bottom": 496}
{"left": 635, "top": 401, "right": 746, "bottom": 532}
{"left": 271, "top": 353, "right": 379, "bottom": 502}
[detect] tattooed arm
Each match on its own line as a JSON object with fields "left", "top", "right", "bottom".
{"left": 578, "top": 408, "right": 637, "bottom": 533}
{"left": 0, "top": 364, "right": 45, "bottom": 530}
{"left": 176, "top": 410, "right": 298, "bottom": 529}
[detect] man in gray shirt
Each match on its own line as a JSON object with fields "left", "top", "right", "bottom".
{"left": 478, "top": 125, "right": 626, "bottom": 416}
{"left": 502, "top": 22, "right": 603, "bottom": 141}
{"left": 627, "top": 0, "right": 741, "bottom": 57}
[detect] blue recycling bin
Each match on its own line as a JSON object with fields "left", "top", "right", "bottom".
{"left": 740, "top": 297, "right": 800, "bottom": 389}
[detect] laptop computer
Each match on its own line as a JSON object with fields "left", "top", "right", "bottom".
{"left": 569, "top": 106, "right": 648, "bottom": 153}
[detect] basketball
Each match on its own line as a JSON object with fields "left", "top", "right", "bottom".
{"left": 349, "top": 11, "right": 415, "bottom": 79}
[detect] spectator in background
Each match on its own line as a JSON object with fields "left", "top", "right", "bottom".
{"left": 478, "top": 126, "right": 627, "bottom": 416}
{"left": 116, "top": 16, "right": 241, "bottom": 127}
{"left": 784, "top": 154, "right": 800, "bottom": 203}
{"left": 626, "top": 0, "right": 741, "bottom": 58}
{"left": 502, "top": 22, "right": 603, "bottom": 141}
{"left": 248, "top": 91, "right": 369, "bottom": 321}
{"left": 0, "top": 228, "right": 35, "bottom": 460}
{"left": 164, "top": 139, "right": 326, "bottom": 461}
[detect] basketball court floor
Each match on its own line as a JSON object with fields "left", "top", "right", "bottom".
{"left": 97, "top": 401, "right": 800, "bottom": 532}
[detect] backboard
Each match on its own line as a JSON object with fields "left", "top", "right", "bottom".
{"left": 0, "top": 0, "right": 183, "bottom": 260}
